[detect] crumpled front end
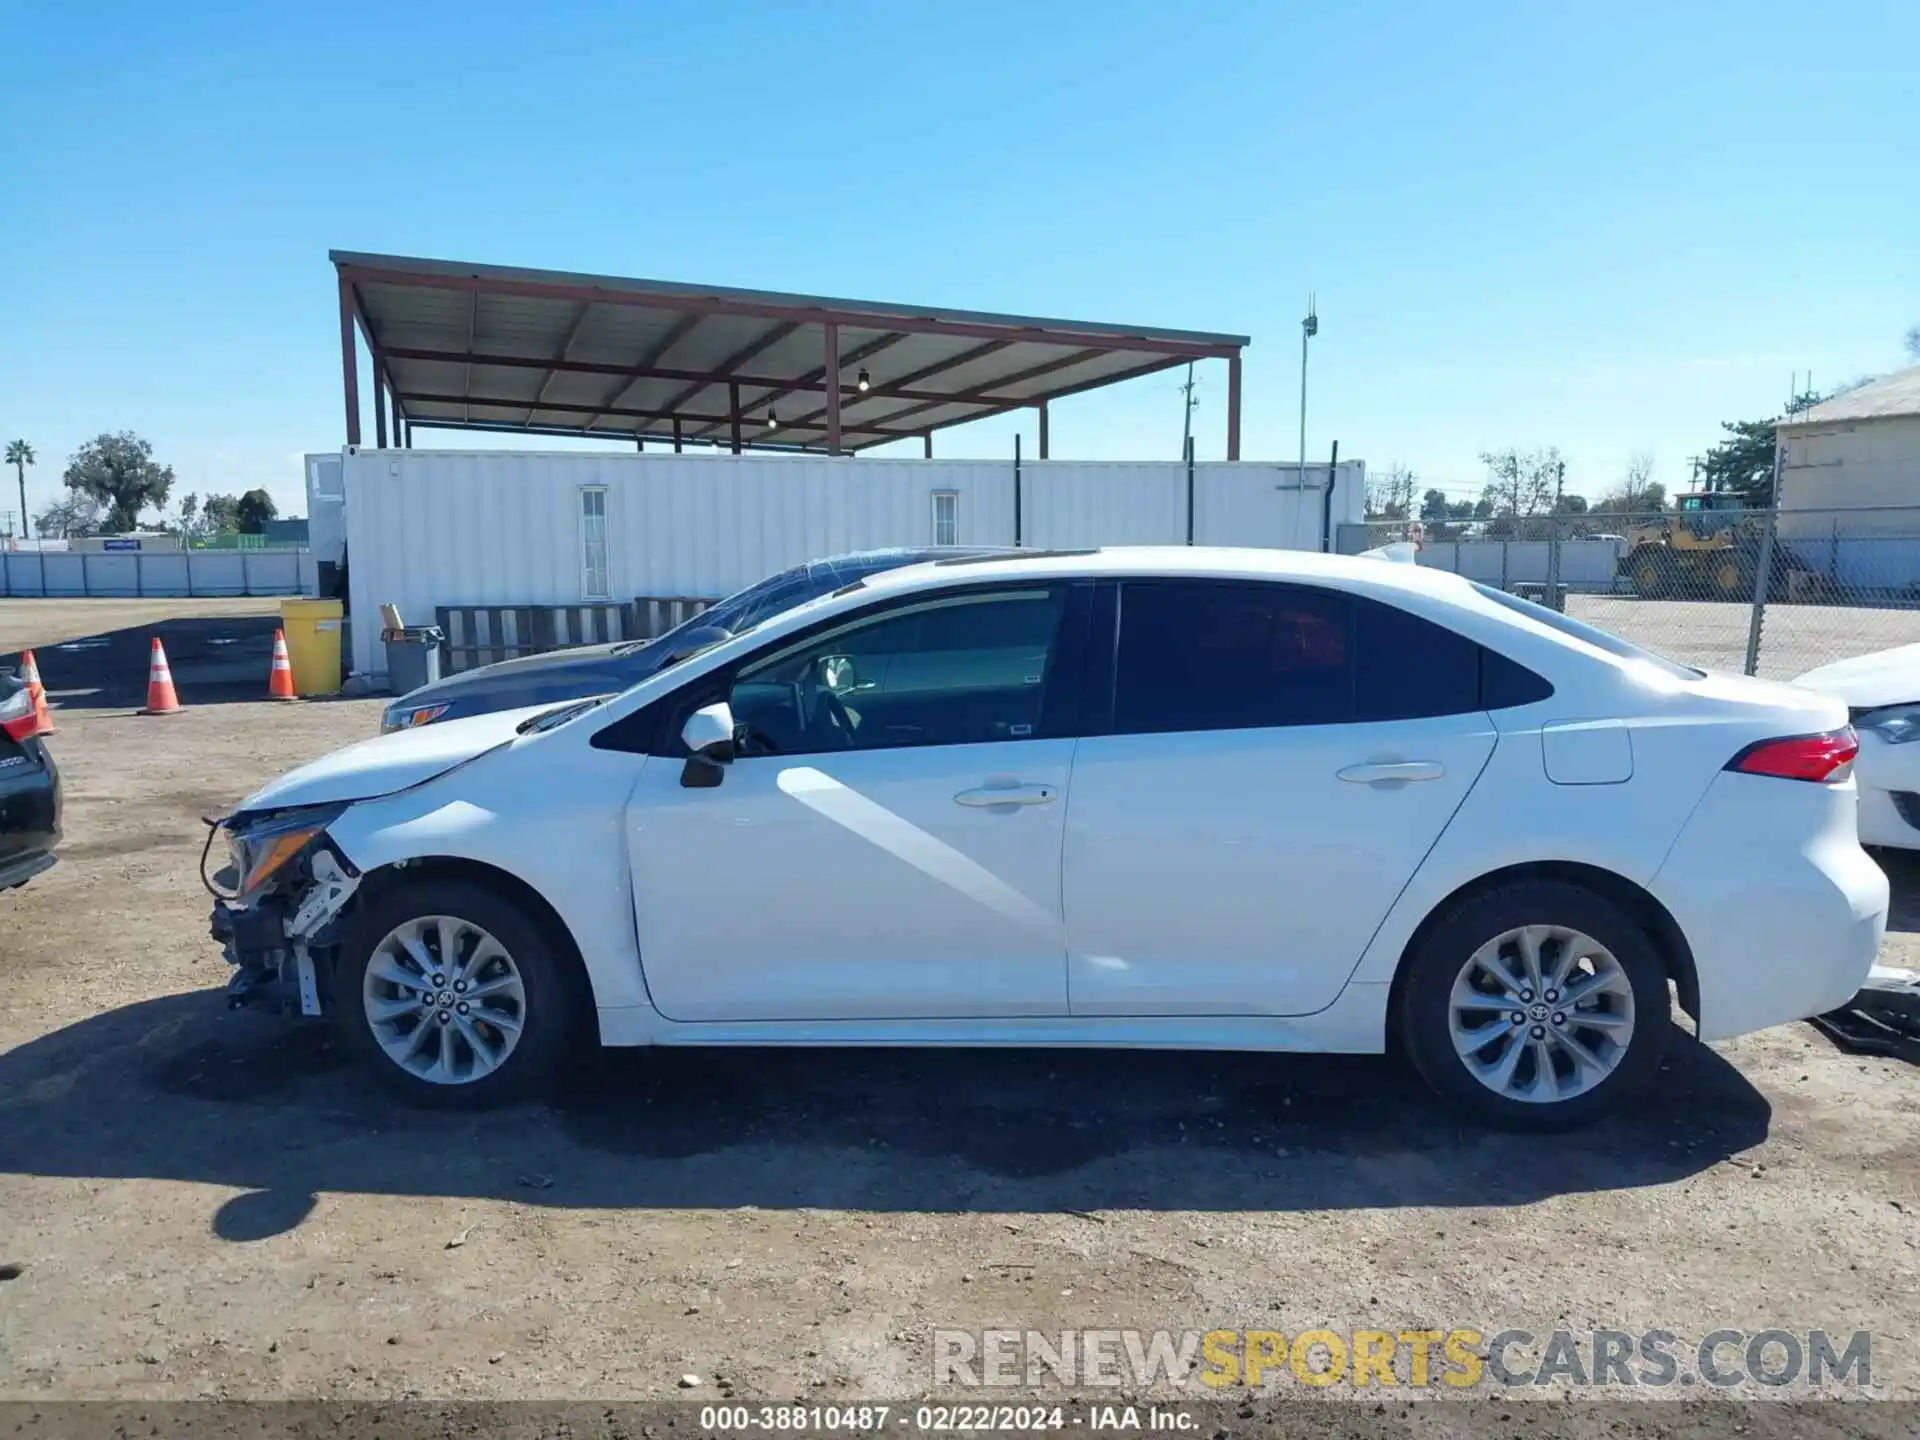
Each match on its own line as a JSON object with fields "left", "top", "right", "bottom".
{"left": 205, "top": 806, "right": 363, "bottom": 1017}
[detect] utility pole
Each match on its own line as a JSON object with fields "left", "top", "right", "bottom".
{"left": 1178, "top": 362, "right": 1198, "bottom": 460}
{"left": 1299, "top": 295, "right": 1319, "bottom": 479}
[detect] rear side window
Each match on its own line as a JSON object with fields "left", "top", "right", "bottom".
{"left": 1354, "top": 598, "right": 1480, "bottom": 720}
{"left": 1114, "top": 582, "right": 1351, "bottom": 733}
{"left": 1112, "top": 581, "right": 1552, "bottom": 734}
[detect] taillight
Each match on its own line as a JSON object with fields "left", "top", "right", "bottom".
{"left": 1727, "top": 727, "right": 1859, "bottom": 783}
{"left": 0, "top": 686, "right": 36, "bottom": 743}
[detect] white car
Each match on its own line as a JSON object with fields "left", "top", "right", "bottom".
{"left": 1795, "top": 643, "right": 1920, "bottom": 849}
{"left": 208, "top": 547, "right": 1887, "bottom": 1130}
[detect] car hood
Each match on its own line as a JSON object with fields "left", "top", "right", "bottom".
{"left": 236, "top": 703, "right": 558, "bottom": 814}
{"left": 1794, "top": 643, "right": 1920, "bottom": 711}
{"left": 398, "top": 640, "right": 655, "bottom": 704}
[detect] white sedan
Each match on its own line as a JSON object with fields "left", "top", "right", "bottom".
{"left": 208, "top": 547, "right": 1887, "bottom": 1130}
{"left": 1796, "top": 643, "right": 1920, "bottom": 850}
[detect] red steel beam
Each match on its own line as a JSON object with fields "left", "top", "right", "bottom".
{"left": 408, "top": 417, "right": 833, "bottom": 453}
{"left": 688, "top": 330, "right": 912, "bottom": 442}
{"left": 382, "top": 337, "right": 1002, "bottom": 412}
{"left": 527, "top": 300, "right": 594, "bottom": 421}
{"left": 338, "top": 276, "right": 361, "bottom": 446}
{"left": 336, "top": 262, "right": 1241, "bottom": 359}
{"left": 583, "top": 311, "right": 704, "bottom": 429}
{"left": 397, "top": 389, "right": 915, "bottom": 438}
{"left": 642, "top": 321, "right": 801, "bottom": 441}
{"left": 823, "top": 322, "right": 841, "bottom": 454}
{"left": 1226, "top": 352, "right": 1242, "bottom": 461}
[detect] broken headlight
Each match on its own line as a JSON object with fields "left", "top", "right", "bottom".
{"left": 214, "top": 804, "right": 348, "bottom": 901}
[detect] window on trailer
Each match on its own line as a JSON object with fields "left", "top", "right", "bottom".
{"left": 580, "top": 486, "right": 610, "bottom": 600}
{"left": 931, "top": 490, "right": 959, "bottom": 547}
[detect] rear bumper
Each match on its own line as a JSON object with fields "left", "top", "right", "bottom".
{"left": 0, "top": 850, "right": 56, "bottom": 891}
{"left": 1654, "top": 772, "right": 1887, "bottom": 1042}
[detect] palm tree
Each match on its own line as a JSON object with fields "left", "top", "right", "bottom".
{"left": 4, "top": 440, "right": 34, "bottom": 542}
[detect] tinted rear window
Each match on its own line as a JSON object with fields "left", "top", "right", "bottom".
{"left": 1470, "top": 582, "right": 1700, "bottom": 680}
{"left": 1112, "top": 580, "right": 1552, "bottom": 733}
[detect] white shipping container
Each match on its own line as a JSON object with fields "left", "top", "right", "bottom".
{"left": 340, "top": 449, "right": 1366, "bottom": 681}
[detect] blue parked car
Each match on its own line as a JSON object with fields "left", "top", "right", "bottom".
{"left": 381, "top": 547, "right": 995, "bottom": 732}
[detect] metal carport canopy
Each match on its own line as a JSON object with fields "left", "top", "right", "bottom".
{"left": 332, "top": 250, "right": 1249, "bottom": 457}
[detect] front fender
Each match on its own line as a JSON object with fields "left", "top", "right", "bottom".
{"left": 324, "top": 753, "right": 653, "bottom": 1011}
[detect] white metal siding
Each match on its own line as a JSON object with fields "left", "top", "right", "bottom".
{"left": 341, "top": 450, "right": 1369, "bottom": 679}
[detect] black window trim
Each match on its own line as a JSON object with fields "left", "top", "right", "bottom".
{"left": 591, "top": 577, "right": 1095, "bottom": 759}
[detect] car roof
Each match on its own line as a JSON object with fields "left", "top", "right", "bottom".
{"left": 853, "top": 544, "right": 1481, "bottom": 600}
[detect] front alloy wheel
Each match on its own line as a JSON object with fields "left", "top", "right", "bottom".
{"left": 363, "top": 915, "right": 528, "bottom": 1084}
{"left": 340, "top": 877, "right": 584, "bottom": 1107}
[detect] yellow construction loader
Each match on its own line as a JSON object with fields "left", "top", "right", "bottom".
{"left": 1616, "top": 493, "right": 1792, "bottom": 600}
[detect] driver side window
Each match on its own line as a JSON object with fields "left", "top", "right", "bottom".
{"left": 729, "top": 587, "right": 1069, "bottom": 756}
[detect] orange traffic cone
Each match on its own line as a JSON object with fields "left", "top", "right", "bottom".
{"left": 267, "top": 628, "right": 297, "bottom": 701}
{"left": 141, "top": 637, "right": 182, "bottom": 715}
{"left": 18, "top": 649, "right": 53, "bottom": 735}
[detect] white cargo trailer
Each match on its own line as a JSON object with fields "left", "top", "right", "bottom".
{"left": 334, "top": 448, "right": 1365, "bottom": 684}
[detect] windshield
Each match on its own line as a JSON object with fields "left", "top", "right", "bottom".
{"left": 614, "top": 565, "right": 819, "bottom": 658}
{"left": 1471, "top": 582, "right": 1702, "bottom": 681}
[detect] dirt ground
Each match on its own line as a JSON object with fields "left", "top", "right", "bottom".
{"left": 2, "top": 600, "right": 1920, "bottom": 1418}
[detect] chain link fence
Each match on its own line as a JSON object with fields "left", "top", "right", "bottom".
{"left": 1338, "top": 505, "right": 1920, "bottom": 682}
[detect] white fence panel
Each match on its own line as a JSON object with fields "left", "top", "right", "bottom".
{"left": 0, "top": 547, "right": 312, "bottom": 598}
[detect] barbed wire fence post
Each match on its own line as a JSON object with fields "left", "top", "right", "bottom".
{"left": 1742, "top": 447, "right": 1785, "bottom": 677}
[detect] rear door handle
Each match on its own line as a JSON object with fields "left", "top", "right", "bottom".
{"left": 955, "top": 784, "right": 1058, "bottom": 807}
{"left": 1336, "top": 761, "right": 1445, "bottom": 786}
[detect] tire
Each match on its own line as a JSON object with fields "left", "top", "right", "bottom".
{"left": 1395, "top": 879, "right": 1671, "bottom": 1131}
{"left": 336, "top": 877, "right": 584, "bottom": 1108}
{"left": 1624, "top": 546, "right": 1674, "bottom": 600}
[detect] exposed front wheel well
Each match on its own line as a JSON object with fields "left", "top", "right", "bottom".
{"left": 1385, "top": 861, "right": 1700, "bottom": 1043}
{"left": 350, "top": 856, "right": 597, "bottom": 1029}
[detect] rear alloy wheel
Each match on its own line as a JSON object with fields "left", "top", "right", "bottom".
{"left": 1398, "top": 881, "right": 1670, "bottom": 1130}
{"left": 339, "top": 878, "right": 582, "bottom": 1107}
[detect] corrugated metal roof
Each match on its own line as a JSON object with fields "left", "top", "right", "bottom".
{"left": 1778, "top": 365, "right": 1920, "bottom": 428}
{"left": 333, "top": 251, "right": 1249, "bottom": 453}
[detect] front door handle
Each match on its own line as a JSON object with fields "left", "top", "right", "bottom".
{"left": 1336, "top": 761, "right": 1445, "bottom": 786}
{"left": 955, "top": 784, "right": 1058, "bottom": 808}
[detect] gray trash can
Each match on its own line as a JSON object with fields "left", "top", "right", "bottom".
{"left": 382, "top": 625, "right": 444, "bottom": 695}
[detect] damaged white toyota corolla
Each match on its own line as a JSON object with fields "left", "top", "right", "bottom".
{"left": 208, "top": 547, "right": 1888, "bottom": 1129}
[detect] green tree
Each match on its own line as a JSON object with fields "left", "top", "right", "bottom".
{"left": 1419, "top": 487, "right": 1451, "bottom": 522}
{"left": 1478, "top": 447, "right": 1563, "bottom": 519}
{"left": 35, "top": 492, "right": 103, "bottom": 539}
{"left": 4, "top": 440, "right": 33, "bottom": 542}
{"left": 61, "top": 432, "right": 174, "bottom": 533}
{"left": 235, "top": 488, "right": 278, "bottom": 534}
{"left": 1698, "top": 390, "right": 1820, "bottom": 505}
{"left": 1366, "top": 465, "right": 1417, "bottom": 520}
{"left": 201, "top": 493, "right": 243, "bottom": 533}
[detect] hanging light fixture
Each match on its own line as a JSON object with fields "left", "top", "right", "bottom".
{"left": 856, "top": 368, "right": 871, "bottom": 393}
{"left": 766, "top": 408, "right": 779, "bottom": 430}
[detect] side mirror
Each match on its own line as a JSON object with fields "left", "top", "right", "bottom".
{"left": 680, "top": 701, "right": 736, "bottom": 788}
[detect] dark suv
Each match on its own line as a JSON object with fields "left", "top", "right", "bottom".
{"left": 0, "top": 671, "right": 61, "bottom": 891}
{"left": 382, "top": 547, "right": 998, "bottom": 732}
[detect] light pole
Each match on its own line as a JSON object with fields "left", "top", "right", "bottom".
{"left": 1299, "top": 295, "right": 1318, "bottom": 477}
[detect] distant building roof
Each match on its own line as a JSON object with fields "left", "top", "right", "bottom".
{"left": 1778, "top": 365, "right": 1920, "bottom": 428}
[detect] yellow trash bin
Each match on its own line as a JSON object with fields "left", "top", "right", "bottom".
{"left": 280, "top": 598, "right": 345, "bottom": 696}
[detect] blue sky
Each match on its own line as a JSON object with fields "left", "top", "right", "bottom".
{"left": 3, "top": 0, "right": 1915, "bottom": 526}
